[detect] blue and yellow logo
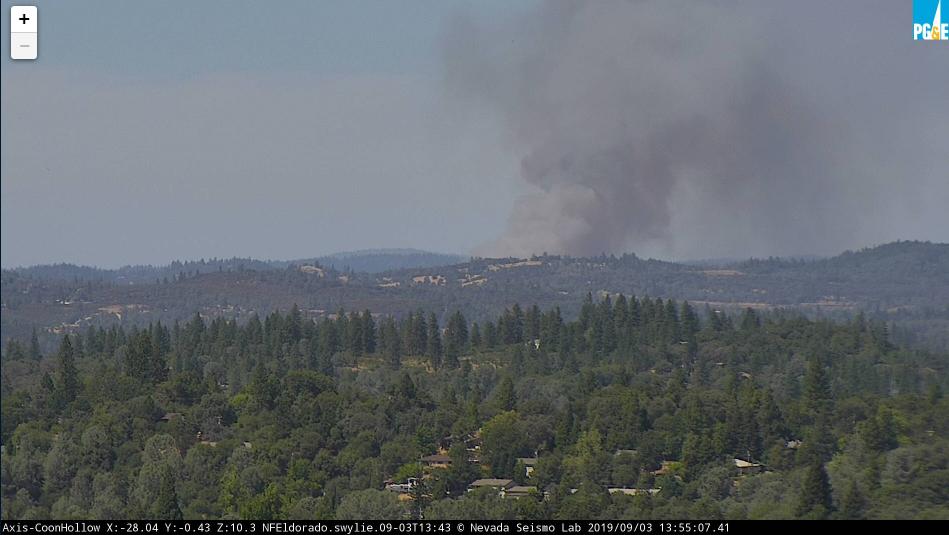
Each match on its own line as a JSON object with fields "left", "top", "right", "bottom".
{"left": 915, "top": 0, "right": 947, "bottom": 40}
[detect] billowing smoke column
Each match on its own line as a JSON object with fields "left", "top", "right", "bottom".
{"left": 446, "top": 1, "right": 949, "bottom": 259}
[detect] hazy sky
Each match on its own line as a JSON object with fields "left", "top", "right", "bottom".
{"left": 2, "top": 1, "right": 947, "bottom": 268}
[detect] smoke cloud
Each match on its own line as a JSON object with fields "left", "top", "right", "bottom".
{"left": 446, "top": 1, "right": 949, "bottom": 259}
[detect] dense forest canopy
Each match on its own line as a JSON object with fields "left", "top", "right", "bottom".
{"left": 4, "top": 0, "right": 947, "bottom": 524}
{"left": 2, "top": 294, "right": 947, "bottom": 520}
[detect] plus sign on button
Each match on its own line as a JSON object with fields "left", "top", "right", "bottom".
{"left": 11, "top": 6, "right": 38, "bottom": 60}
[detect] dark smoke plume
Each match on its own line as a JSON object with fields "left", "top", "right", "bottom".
{"left": 446, "top": 1, "right": 949, "bottom": 259}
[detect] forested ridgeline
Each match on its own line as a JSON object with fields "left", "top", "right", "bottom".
{"left": 2, "top": 296, "right": 947, "bottom": 520}
{"left": 4, "top": 241, "right": 948, "bottom": 356}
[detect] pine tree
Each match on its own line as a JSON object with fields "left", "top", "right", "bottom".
{"left": 73, "top": 333, "right": 85, "bottom": 359}
{"left": 320, "top": 317, "right": 339, "bottom": 357}
{"left": 84, "top": 325, "right": 101, "bottom": 355}
{"left": 579, "top": 293, "right": 595, "bottom": 331}
{"left": 187, "top": 312, "right": 206, "bottom": 352}
{"left": 426, "top": 312, "right": 442, "bottom": 369}
{"left": 335, "top": 309, "right": 349, "bottom": 352}
{"left": 739, "top": 308, "right": 760, "bottom": 331}
{"left": 4, "top": 339, "right": 25, "bottom": 360}
{"left": 757, "top": 389, "right": 786, "bottom": 446}
{"left": 682, "top": 432, "right": 714, "bottom": 477}
{"left": 251, "top": 363, "right": 278, "bottom": 410}
{"left": 412, "top": 310, "right": 428, "bottom": 355}
{"left": 41, "top": 371, "right": 55, "bottom": 392}
{"left": 680, "top": 301, "right": 699, "bottom": 338}
{"left": 498, "top": 309, "right": 512, "bottom": 345}
{"left": 511, "top": 345, "right": 525, "bottom": 375}
{"left": 444, "top": 311, "right": 468, "bottom": 368}
{"left": 838, "top": 479, "right": 865, "bottom": 519}
{"left": 56, "top": 335, "right": 79, "bottom": 406}
{"left": 361, "top": 310, "right": 376, "bottom": 354}
{"left": 803, "top": 356, "right": 832, "bottom": 415}
{"left": 154, "top": 473, "right": 183, "bottom": 520}
{"left": 628, "top": 295, "right": 641, "bottom": 329}
{"left": 613, "top": 295, "right": 629, "bottom": 349}
{"left": 513, "top": 459, "right": 529, "bottom": 485}
{"left": 663, "top": 299, "right": 680, "bottom": 343}
{"left": 482, "top": 320, "right": 497, "bottom": 349}
{"left": 409, "top": 463, "right": 427, "bottom": 520}
{"left": 541, "top": 307, "right": 564, "bottom": 352}
{"left": 126, "top": 331, "right": 165, "bottom": 383}
{"left": 469, "top": 322, "right": 482, "bottom": 348}
{"left": 383, "top": 317, "right": 401, "bottom": 368}
{"left": 860, "top": 407, "right": 897, "bottom": 452}
{"left": 599, "top": 296, "right": 616, "bottom": 353}
{"left": 307, "top": 329, "right": 323, "bottom": 371}
{"left": 511, "top": 304, "right": 525, "bottom": 344}
{"left": 348, "top": 311, "right": 364, "bottom": 356}
{"left": 148, "top": 330, "right": 168, "bottom": 383}
{"left": 496, "top": 376, "right": 516, "bottom": 411}
{"left": 398, "top": 372, "right": 416, "bottom": 400}
{"left": 795, "top": 463, "right": 834, "bottom": 519}
{"left": 30, "top": 327, "right": 42, "bottom": 360}
{"left": 286, "top": 304, "right": 303, "bottom": 343}
{"left": 799, "top": 413, "right": 836, "bottom": 465}
{"left": 447, "top": 442, "right": 478, "bottom": 495}
{"left": 868, "top": 319, "right": 890, "bottom": 352}
{"left": 450, "top": 311, "right": 469, "bottom": 349}
{"left": 246, "top": 315, "right": 263, "bottom": 345}
{"left": 526, "top": 304, "right": 541, "bottom": 342}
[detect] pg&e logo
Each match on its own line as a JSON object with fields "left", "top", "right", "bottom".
{"left": 914, "top": 0, "right": 947, "bottom": 40}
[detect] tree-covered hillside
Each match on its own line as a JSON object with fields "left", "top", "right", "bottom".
{"left": 4, "top": 241, "right": 947, "bottom": 356}
{"left": 2, "top": 296, "right": 947, "bottom": 520}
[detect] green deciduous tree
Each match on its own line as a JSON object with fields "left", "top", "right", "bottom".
{"left": 335, "top": 489, "right": 404, "bottom": 520}
{"left": 482, "top": 411, "right": 525, "bottom": 478}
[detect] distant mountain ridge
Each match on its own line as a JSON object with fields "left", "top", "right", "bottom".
{"left": 291, "top": 249, "right": 468, "bottom": 274}
{"left": 4, "top": 240, "right": 948, "bottom": 352}
{"left": 322, "top": 248, "right": 459, "bottom": 259}
{"left": 8, "top": 248, "right": 467, "bottom": 282}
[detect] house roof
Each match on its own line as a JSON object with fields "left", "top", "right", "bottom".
{"left": 421, "top": 454, "right": 452, "bottom": 463}
{"left": 733, "top": 458, "right": 761, "bottom": 468}
{"left": 504, "top": 486, "right": 537, "bottom": 494}
{"left": 516, "top": 457, "right": 539, "bottom": 466}
{"left": 469, "top": 478, "right": 514, "bottom": 488}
